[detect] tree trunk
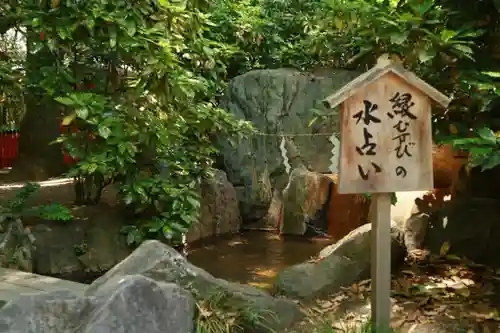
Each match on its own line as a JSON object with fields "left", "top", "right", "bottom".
{"left": 9, "top": 34, "right": 67, "bottom": 181}
{"left": 11, "top": 97, "right": 67, "bottom": 181}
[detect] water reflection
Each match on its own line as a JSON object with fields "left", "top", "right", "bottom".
{"left": 186, "top": 231, "right": 334, "bottom": 290}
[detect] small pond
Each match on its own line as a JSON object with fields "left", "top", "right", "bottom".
{"left": 186, "top": 231, "right": 334, "bottom": 290}
{"left": 52, "top": 231, "right": 334, "bottom": 290}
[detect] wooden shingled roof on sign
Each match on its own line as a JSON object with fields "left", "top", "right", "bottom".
{"left": 323, "top": 56, "right": 451, "bottom": 110}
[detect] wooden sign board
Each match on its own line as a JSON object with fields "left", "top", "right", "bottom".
{"left": 323, "top": 57, "right": 451, "bottom": 195}
{"left": 323, "top": 56, "right": 451, "bottom": 331}
{"left": 338, "top": 73, "right": 433, "bottom": 194}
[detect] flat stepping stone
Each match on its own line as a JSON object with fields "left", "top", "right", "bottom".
{"left": 0, "top": 267, "right": 86, "bottom": 303}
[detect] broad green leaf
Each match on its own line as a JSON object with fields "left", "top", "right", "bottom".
{"left": 186, "top": 196, "right": 200, "bottom": 209}
{"left": 118, "top": 142, "right": 127, "bottom": 154}
{"left": 55, "top": 97, "right": 75, "bottom": 106}
{"left": 146, "top": 220, "right": 162, "bottom": 232}
{"left": 469, "top": 146, "right": 494, "bottom": 155}
{"left": 440, "top": 29, "right": 457, "bottom": 42}
{"left": 179, "top": 214, "right": 194, "bottom": 224}
{"left": 125, "top": 19, "right": 136, "bottom": 36}
{"left": 98, "top": 126, "right": 112, "bottom": 139}
{"left": 459, "top": 29, "right": 486, "bottom": 38}
{"left": 469, "top": 154, "right": 490, "bottom": 168}
{"left": 409, "top": 0, "right": 434, "bottom": 16}
{"left": 75, "top": 107, "right": 89, "bottom": 120}
{"left": 60, "top": 69, "right": 76, "bottom": 83}
{"left": 399, "top": 12, "right": 420, "bottom": 22}
{"left": 162, "top": 226, "right": 173, "bottom": 239}
{"left": 133, "top": 185, "right": 148, "bottom": 202}
{"left": 123, "top": 194, "right": 133, "bottom": 205}
{"left": 87, "top": 163, "right": 98, "bottom": 174}
{"left": 202, "top": 46, "right": 213, "bottom": 55}
{"left": 333, "top": 17, "right": 343, "bottom": 29}
{"left": 417, "top": 49, "right": 436, "bottom": 63}
{"left": 377, "top": 17, "right": 399, "bottom": 27}
{"left": 56, "top": 26, "right": 69, "bottom": 40}
{"left": 477, "top": 127, "right": 498, "bottom": 144}
{"left": 482, "top": 71, "right": 500, "bottom": 78}
{"left": 61, "top": 114, "right": 76, "bottom": 126}
{"left": 452, "top": 44, "right": 474, "bottom": 56}
{"left": 389, "top": 32, "right": 408, "bottom": 45}
{"left": 109, "top": 25, "right": 117, "bottom": 48}
{"left": 480, "top": 153, "right": 500, "bottom": 171}
{"left": 452, "top": 137, "right": 490, "bottom": 147}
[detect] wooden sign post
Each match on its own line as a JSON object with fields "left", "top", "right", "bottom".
{"left": 323, "top": 55, "right": 450, "bottom": 331}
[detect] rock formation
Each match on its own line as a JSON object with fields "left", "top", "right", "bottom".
{"left": 0, "top": 240, "right": 303, "bottom": 332}
{"left": 217, "top": 68, "right": 361, "bottom": 225}
{"left": 0, "top": 275, "right": 195, "bottom": 333}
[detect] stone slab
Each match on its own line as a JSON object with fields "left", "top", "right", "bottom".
{"left": 0, "top": 268, "right": 86, "bottom": 302}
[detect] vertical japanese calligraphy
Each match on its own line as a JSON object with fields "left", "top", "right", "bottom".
{"left": 388, "top": 92, "right": 417, "bottom": 178}
{"left": 353, "top": 100, "right": 382, "bottom": 180}
{"left": 337, "top": 70, "right": 437, "bottom": 194}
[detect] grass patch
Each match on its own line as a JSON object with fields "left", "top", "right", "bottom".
{"left": 193, "top": 289, "right": 278, "bottom": 333}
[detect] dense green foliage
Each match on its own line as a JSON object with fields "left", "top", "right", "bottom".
{"left": 3, "top": 0, "right": 252, "bottom": 245}
{"left": 1, "top": 0, "right": 500, "bottom": 243}
{"left": 208, "top": 0, "right": 500, "bottom": 166}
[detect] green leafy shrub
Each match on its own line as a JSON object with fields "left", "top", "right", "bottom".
{"left": 449, "top": 127, "right": 500, "bottom": 170}
{"left": 305, "top": 0, "right": 500, "bottom": 170}
{"left": 17, "top": 0, "right": 251, "bottom": 244}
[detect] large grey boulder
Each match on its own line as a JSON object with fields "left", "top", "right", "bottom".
{"left": 84, "top": 275, "right": 195, "bottom": 333}
{"left": 186, "top": 170, "right": 241, "bottom": 243}
{"left": 0, "top": 275, "right": 195, "bottom": 333}
{"left": 274, "top": 222, "right": 405, "bottom": 300}
{"left": 87, "top": 240, "right": 303, "bottom": 332}
{"left": 218, "top": 68, "right": 360, "bottom": 224}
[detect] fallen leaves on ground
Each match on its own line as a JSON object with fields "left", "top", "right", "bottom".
{"left": 304, "top": 253, "right": 500, "bottom": 332}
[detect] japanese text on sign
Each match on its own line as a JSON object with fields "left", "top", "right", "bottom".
{"left": 352, "top": 91, "right": 419, "bottom": 182}
{"left": 388, "top": 92, "right": 417, "bottom": 179}
{"left": 336, "top": 66, "right": 440, "bottom": 194}
{"left": 353, "top": 100, "right": 382, "bottom": 180}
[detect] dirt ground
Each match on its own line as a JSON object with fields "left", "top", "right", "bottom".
{"left": 0, "top": 171, "right": 118, "bottom": 207}
{"left": 0, "top": 171, "right": 122, "bottom": 228}
{"left": 292, "top": 252, "right": 500, "bottom": 332}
